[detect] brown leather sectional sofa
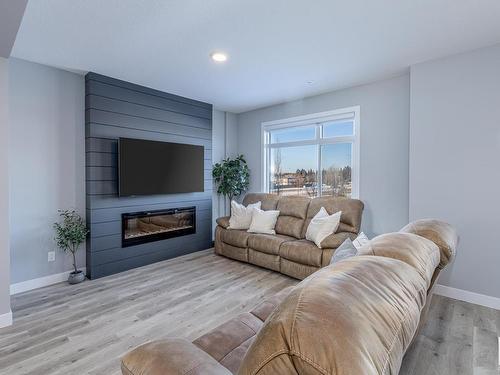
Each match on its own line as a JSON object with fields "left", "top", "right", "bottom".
{"left": 215, "top": 193, "right": 365, "bottom": 279}
{"left": 121, "top": 216, "right": 458, "bottom": 375}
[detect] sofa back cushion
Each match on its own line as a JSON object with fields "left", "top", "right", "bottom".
{"left": 238, "top": 256, "right": 428, "bottom": 375}
{"left": 274, "top": 196, "right": 310, "bottom": 239}
{"left": 357, "top": 232, "right": 440, "bottom": 287}
{"left": 399, "top": 219, "right": 458, "bottom": 269}
{"left": 242, "top": 193, "right": 280, "bottom": 211}
{"left": 301, "top": 196, "right": 364, "bottom": 237}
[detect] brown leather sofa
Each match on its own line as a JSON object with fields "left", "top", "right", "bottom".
{"left": 121, "top": 219, "right": 458, "bottom": 375}
{"left": 215, "top": 193, "right": 365, "bottom": 279}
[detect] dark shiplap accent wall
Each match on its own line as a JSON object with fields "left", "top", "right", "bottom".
{"left": 85, "top": 73, "right": 213, "bottom": 279}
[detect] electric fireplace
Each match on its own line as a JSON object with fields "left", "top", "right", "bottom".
{"left": 121, "top": 207, "right": 196, "bottom": 247}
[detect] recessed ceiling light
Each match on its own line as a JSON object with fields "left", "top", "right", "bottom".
{"left": 211, "top": 52, "right": 228, "bottom": 63}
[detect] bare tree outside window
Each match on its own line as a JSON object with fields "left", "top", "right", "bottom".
{"left": 322, "top": 165, "right": 351, "bottom": 197}
{"left": 273, "top": 147, "right": 282, "bottom": 195}
{"left": 270, "top": 145, "right": 317, "bottom": 197}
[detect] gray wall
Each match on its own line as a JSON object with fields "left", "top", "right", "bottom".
{"left": 212, "top": 109, "right": 238, "bottom": 227}
{"left": 9, "top": 58, "right": 85, "bottom": 284}
{"left": 237, "top": 75, "right": 410, "bottom": 237}
{"left": 0, "top": 0, "right": 27, "bottom": 58}
{"left": 85, "top": 73, "right": 213, "bottom": 278}
{"left": 410, "top": 44, "right": 500, "bottom": 298}
{"left": 0, "top": 57, "right": 10, "bottom": 319}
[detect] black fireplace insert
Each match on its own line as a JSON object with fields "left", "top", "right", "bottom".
{"left": 121, "top": 206, "right": 196, "bottom": 247}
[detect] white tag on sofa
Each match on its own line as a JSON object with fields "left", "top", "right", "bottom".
{"left": 353, "top": 232, "right": 369, "bottom": 249}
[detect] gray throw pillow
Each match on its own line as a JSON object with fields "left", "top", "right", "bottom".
{"left": 330, "top": 238, "right": 358, "bottom": 264}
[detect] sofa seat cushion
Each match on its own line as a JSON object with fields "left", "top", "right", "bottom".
{"left": 122, "top": 338, "right": 232, "bottom": 375}
{"left": 250, "top": 286, "right": 294, "bottom": 321}
{"left": 279, "top": 239, "right": 323, "bottom": 267}
{"left": 319, "top": 231, "right": 357, "bottom": 249}
{"left": 222, "top": 229, "right": 251, "bottom": 248}
{"left": 219, "top": 336, "right": 255, "bottom": 374}
{"left": 248, "top": 233, "right": 294, "bottom": 255}
{"left": 193, "top": 312, "right": 263, "bottom": 367}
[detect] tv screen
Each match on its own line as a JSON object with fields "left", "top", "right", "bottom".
{"left": 119, "top": 138, "right": 204, "bottom": 196}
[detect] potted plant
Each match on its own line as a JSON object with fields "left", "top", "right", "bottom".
{"left": 212, "top": 155, "right": 250, "bottom": 211}
{"left": 53, "top": 209, "right": 89, "bottom": 284}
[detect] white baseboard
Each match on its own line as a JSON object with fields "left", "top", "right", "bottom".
{"left": 0, "top": 310, "right": 12, "bottom": 328}
{"left": 10, "top": 268, "right": 87, "bottom": 295}
{"left": 434, "top": 284, "right": 500, "bottom": 310}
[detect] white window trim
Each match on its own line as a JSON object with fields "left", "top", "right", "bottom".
{"left": 260, "top": 106, "right": 360, "bottom": 198}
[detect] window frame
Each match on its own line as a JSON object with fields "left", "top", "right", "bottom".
{"left": 261, "top": 106, "right": 360, "bottom": 198}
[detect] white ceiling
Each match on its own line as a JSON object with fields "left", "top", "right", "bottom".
{"left": 12, "top": 0, "right": 500, "bottom": 113}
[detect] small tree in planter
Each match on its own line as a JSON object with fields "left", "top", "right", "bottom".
{"left": 53, "top": 209, "right": 89, "bottom": 284}
{"left": 212, "top": 155, "right": 250, "bottom": 212}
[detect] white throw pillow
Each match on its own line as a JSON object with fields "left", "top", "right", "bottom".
{"left": 305, "top": 207, "right": 342, "bottom": 248}
{"left": 330, "top": 238, "right": 358, "bottom": 264}
{"left": 353, "top": 232, "right": 369, "bottom": 249}
{"left": 247, "top": 208, "right": 280, "bottom": 235}
{"left": 229, "top": 201, "right": 261, "bottom": 230}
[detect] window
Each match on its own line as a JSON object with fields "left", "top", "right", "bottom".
{"left": 262, "top": 107, "right": 359, "bottom": 198}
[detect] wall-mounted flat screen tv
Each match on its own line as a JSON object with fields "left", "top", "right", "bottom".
{"left": 119, "top": 138, "right": 204, "bottom": 196}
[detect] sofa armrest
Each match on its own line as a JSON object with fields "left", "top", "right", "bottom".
{"left": 399, "top": 219, "right": 458, "bottom": 269}
{"left": 320, "top": 232, "right": 356, "bottom": 249}
{"left": 121, "top": 338, "right": 232, "bottom": 375}
{"left": 216, "top": 216, "right": 230, "bottom": 229}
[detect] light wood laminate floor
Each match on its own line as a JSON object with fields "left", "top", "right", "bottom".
{"left": 0, "top": 249, "right": 498, "bottom": 374}
{"left": 401, "top": 294, "right": 500, "bottom": 375}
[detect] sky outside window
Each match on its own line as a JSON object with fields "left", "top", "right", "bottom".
{"left": 270, "top": 125, "right": 315, "bottom": 143}
{"left": 270, "top": 145, "right": 317, "bottom": 173}
{"left": 272, "top": 143, "right": 351, "bottom": 173}
{"left": 322, "top": 121, "right": 354, "bottom": 137}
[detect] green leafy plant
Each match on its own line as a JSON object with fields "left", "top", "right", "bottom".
{"left": 53, "top": 210, "right": 89, "bottom": 273}
{"left": 212, "top": 155, "right": 250, "bottom": 206}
